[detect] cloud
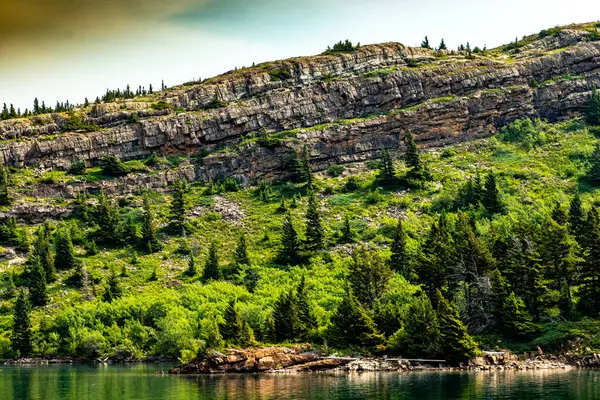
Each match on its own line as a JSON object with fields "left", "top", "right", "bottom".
{"left": 0, "top": 0, "right": 204, "bottom": 59}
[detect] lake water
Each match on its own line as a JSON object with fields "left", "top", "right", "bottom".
{"left": 0, "top": 364, "right": 599, "bottom": 399}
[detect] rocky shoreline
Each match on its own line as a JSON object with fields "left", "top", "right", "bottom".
{"left": 166, "top": 346, "right": 600, "bottom": 375}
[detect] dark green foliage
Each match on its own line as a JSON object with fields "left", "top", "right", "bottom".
{"left": 299, "top": 146, "right": 314, "bottom": 189}
{"left": 569, "top": 193, "right": 586, "bottom": 239}
{"left": 499, "top": 118, "right": 558, "bottom": 150}
{"left": 482, "top": 173, "right": 503, "bottom": 214}
{"left": 31, "top": 224, "right": 56, "bottom": 283}
{"left": 267, "top": 68, "right": 293, "bottom": 82}
{"left": 272, "top": 290, "right": 300, "bottom": 342}
{"left": 586, "top": 143, "right": 600, "bottom": 185}
{"left": 328, "top": 291, "right": 384, "bottom": 350}
{"left": 0, "top": 164, "right": 12, "bottom": 206}
{"left": 243, "top": 266, "right": 260, "bottom": 294}
{"left": 586, "top": 87, "right": 600, "bottom": 126}
{"left": 490, "top": 269, "right": 536, "bottom": 337}
{"left": 102, "top": 268, "right": 122, "bottom": 303}
{"left": 325, "top": 40, "right": 360, "bottom": 53}
{"left": 28, "top": 256, "right": 49, "bottom": 307}
{"left": 578, "top": 208, "right": 600, "bottom": 315}
{"left": 340, "top": 215, "right": 355, "bottom": 244}
{"left": 391, "top": 292, "right": 441, "bottom": 357}
{"left": 233, "top": 234, "right": 250, "bottom": 269}
{"left": 589, "top": 29, "right": 600, "bottom": 42}
{"left": 404, "top": 131, "right": 430, "bottom": 185}
{"left": 169, "top": 179, "right": 188, "bottom": 234}
{"left": 67, "top": 159, "right": 86, "bottom": 175}
{"left": 101, "top": 155, "right": 129, "bottom": 177}
{"left": 438, "top": 39, "right": 447, "bottom": 50}
{"left": 95, "top": 192, "right": 121, "bottom": 243}
{"left": 304, "top": 191, "right": 324, "bottom": 251}
{"left": 421, "top": 36, "right": 431, "bottom": 49}
{"left": 377, "top": 148, "right": 396, "bottom": 184}
{"left": 277, "top": 211, "right": 301, "bottom": 265}
{"left": 202, "top": 241, "right": 222, "bottom": 281}
{"left": 140, "top": 195, "right": 162, "bottom": 253}
{"left": 348, "top": 246, "right": 392, "bottom": 310}
{"left": 389, "top": 218, "right": 409, "bottom": 277}
{"left": 53, "top": 227, "right": 76, "bottom": 271}
{"left": 11, "top": 288, "right": 32, "bottom": 356}
{"left": 436, "top": 290, "right": 479, "bottom": 363}
{"left": 185, "top": 253, "right": 196, "bottom": 276}
{"left": 551, "top": 201, "right": 568, "bottom": 225}
{"left": 220, "top": 300, "right": 244, "bottom": 345}
{"left": 295, "top": 276, "right": 316, "bottom": 340}
{"left": 326, "top": 164, "right": 345, "bottom": 177}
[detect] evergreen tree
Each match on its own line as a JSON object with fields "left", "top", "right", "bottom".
{"left": 404, "top": 131, "right": 428, "bottom": 184}
{"left": 53, "top": 227, "right": 76, "bottom": 270}
{"left": 96, "top": 191, "right": 121, "bottom": 242}
{"left": 272, "top": 290, "right": 300, "bottom": 342}
{"left": 277, "top": 211, "right": 301, "bottom": 265}
{"left": 0, "top": 163, "right": 12, "bottom": 206}
{"left": 11, "top": 288, "right": 32, "bottom": 356}
{"left": 299, "top": 146, "right": 314, "bottom": 188}
{"left": 233, "top": 234, "right": 250, "bottom": 269}
{"left": 31, "top": 224, "right": 56, "bottom": 283}
{"left": 389, "top": 217, "right": 409, "bottom": 276}
{"left": 551, "top": 201, "right": 568, "bottom": 225}
{"left": 438, "top": 38, "right": 447, "bottom": 50}
{"left": 202, "top": 241, "right": 222, "bottom": 281}
{"left": 28, "top": 256, "right": 49, "bottom": 307}
{"left": 421, "top": 36, "right": 431, "bottom": 49}
{"left": 393, "top": 292, "right": 441, "bottom": 357}
{"left": 489, "top": 269, "right": 536, "bottom": 336}
{"left": 33, "top": 98, "right": 40, "bottom": 115}
{"left": 578, "top": 208, "right": 600, "bottom": 315}
{"left": 169, "top": 179, "right": 187, "bottom": 234}
{"left": 102, "top": 268, "right": 122, "bottom": 303}
{"left": 348, "top": 245, "right": 392, "bottom": 310}
{"left": 220, "top": 300, "right": 243, "bottom": 345}
{"left": 436, "top": 290, "right": 479, "bottom": 363}
{"left": 569, "top": 193, "right": 586, "bottom": 239}
{"left": 482, "top": 172, "right": 503, "bottom": 214}
{"left": 304, "top": 191, "right": 324, "bottom": 251}
{"left": 587, "top": 143, "right": 600, "bottom": 185}
{"left": 378, "top": 148, "right": 396, "bottom": 183}
{"left": 585, "top": 87, "right": 600, "bottom": 126}
{"left": 296, "top": 276, "right": 316, "bottom": 340}
{"left": 140, "top": 194, "right": 162, "bottom": 253}
{"left": 340, "top": 215, "right": 354, "bottom": 243}
{"left": 185, "top": 252, "right": 196, "bottom": 276}
{"left": 328, "top": 291, "right": 384, "bottom": 349}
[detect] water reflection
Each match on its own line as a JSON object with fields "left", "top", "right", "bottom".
{"left": 0, "top": 364, "right": 599, "bottom": 400}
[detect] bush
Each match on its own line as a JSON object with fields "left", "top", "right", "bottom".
{"left": 68, "top": 159, "right": 87, "bottom": 175}
{"left": 268, "top": 68, "right": 292, "bottom": 82}
{"left": 324, "top": 40, "right": 360, "bottom": 54}
{"left": 327, "top": 164, "right": 345, "bottom": 177}
{"left": 498, "top": 118, "right": 558, "bottom": 150}
{"left": 151, "top": 101, "right": 173, "bottom": 111}
{"left": 101, "top": 155, "right": 130, "bottom": 176}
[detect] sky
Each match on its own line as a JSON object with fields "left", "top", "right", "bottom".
{"left": 1, "top": 0, "right": 599, "bottom": 110}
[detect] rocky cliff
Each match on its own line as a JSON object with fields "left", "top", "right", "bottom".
{"left": 1, "top": 25, "right": 599, "bottom": 196}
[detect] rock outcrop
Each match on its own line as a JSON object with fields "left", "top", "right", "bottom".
{"left": 0, "top": 27, "right": 599, "bottom": 190}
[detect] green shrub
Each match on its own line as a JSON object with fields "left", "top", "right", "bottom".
{"left": 101, "top": 155, "right": 130, "bottom": 176}
{"left": 327, "top": 164, "right": 345, "bottom": 177}
{"left": 499, "top": 118, "right": 558, "bottom": 150}
{"left": 151, "top": 101, "right": 173, "bottom": 111}
{"left": 68, "top": 159, "right": 87, "bottom": 175}
{"left": 539, "top": 27, "right": 562, "bottom": 38}
{"left": 323, "top": 40, "right": 360, "bottom": 54}
{"left": 268, "top": 68, "right": 293, "bottom": 82}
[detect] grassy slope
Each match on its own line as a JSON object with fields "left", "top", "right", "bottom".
{"left": 1, "top": 118, "right": 600, "bottom": 360}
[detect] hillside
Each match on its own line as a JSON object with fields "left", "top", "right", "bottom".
{"left": 1, "top": 23, "right": 600, "bottom": 363}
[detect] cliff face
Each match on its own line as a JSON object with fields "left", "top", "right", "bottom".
{"left": 0, "top": 28, "right": 599, "bottom": 188}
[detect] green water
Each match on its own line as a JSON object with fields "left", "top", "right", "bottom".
{"left": 0, "top": 364, "right": 599, "bottom": 399}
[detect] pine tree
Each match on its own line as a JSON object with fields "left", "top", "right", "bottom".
{"left": 28, "top": 256, "right": 49, "bottom": 307}
{"left": 490, "top": 269, "right": 536, "bottom": 337}
{"left": 405, "top": 131, "right": 428, "bottom": 184}
{"left": 393, "top": 292, "right": 441, "bottom": 357}
{"left": 587, "top": 143, "right": 600, "bottom": 185}
{"left": 378, "top": 148, "right": 396, "bottom": 183}
{"left": 53, "top": 227, "right": 76, "bottom": 270}
{"left": 482, "top": 172, "right": 503, "bottom": 214}
{"left": 102, "top": 268, "right": 122, "bottom": 303}
{"left": 436, "top": 290, "right": 479, "bottom": 363}
{"left": 340, "top": 215, "right": 354, "bottom": 243}
{"left": 305, "top": 191, "right": 324, "bottom": 251}
{"left": 11, "top": 288, "right": 32, "bottom": 356}
{"left": 328, "top": 290, "right": 384, "bottom": 349}
{"left": 277, "top": 211, "right": 300, "bottom": 265}
{"left": 96, "top": 191, "right": 121, "bottom": 242}
{"left": 585, "top": 87, "right": 600, "bottom": 126}
{"left": 551, "top": 201, "right": 568, "bottom": 225}
{"left": 578, "top": 208, "right": 600, "bottom": 315}
{"left": 272, "top": 290, "right": 300, "bottom": 342}
{"left": 202, "top": 241, "right": 222, "bottom": 281}
{"left": 185, "top": 252, "right": 196, "bottom": 276}
{"left": 348, "top": 245, "right": 392, "bottom": 310}
{"left": 299, "top": 146, "right": 314, "bottom": 189}
{"left": 220, "top": 300, "right": 244, "bottom": 345}
{"left": 169, "top": 179, "right": 187, "bottom": 234}
{"left": 140, "top": 194, "right": 162, "bottom": 253}
{"left": 421, "top": 36, "right": 431, "bottom": 49}
{"left": 438, "top": 38, "right": 447, "bottom": 50}
{"left": 31, "top": 224, "right": 56, "bottom": 283}
{"left": 569, "top": 193, "right": 586, "bottom": 239}
{"left": 233, "top": 234, "right": 250, "bottom": 269}
{"left": 389, "top": 217, "right": 409, "bottom": 276}
{"left": 0, "top": 163, "right": 12, "bottom": 206}
{"left": 296, "top": 276, "right": 316, "bottom": 340}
